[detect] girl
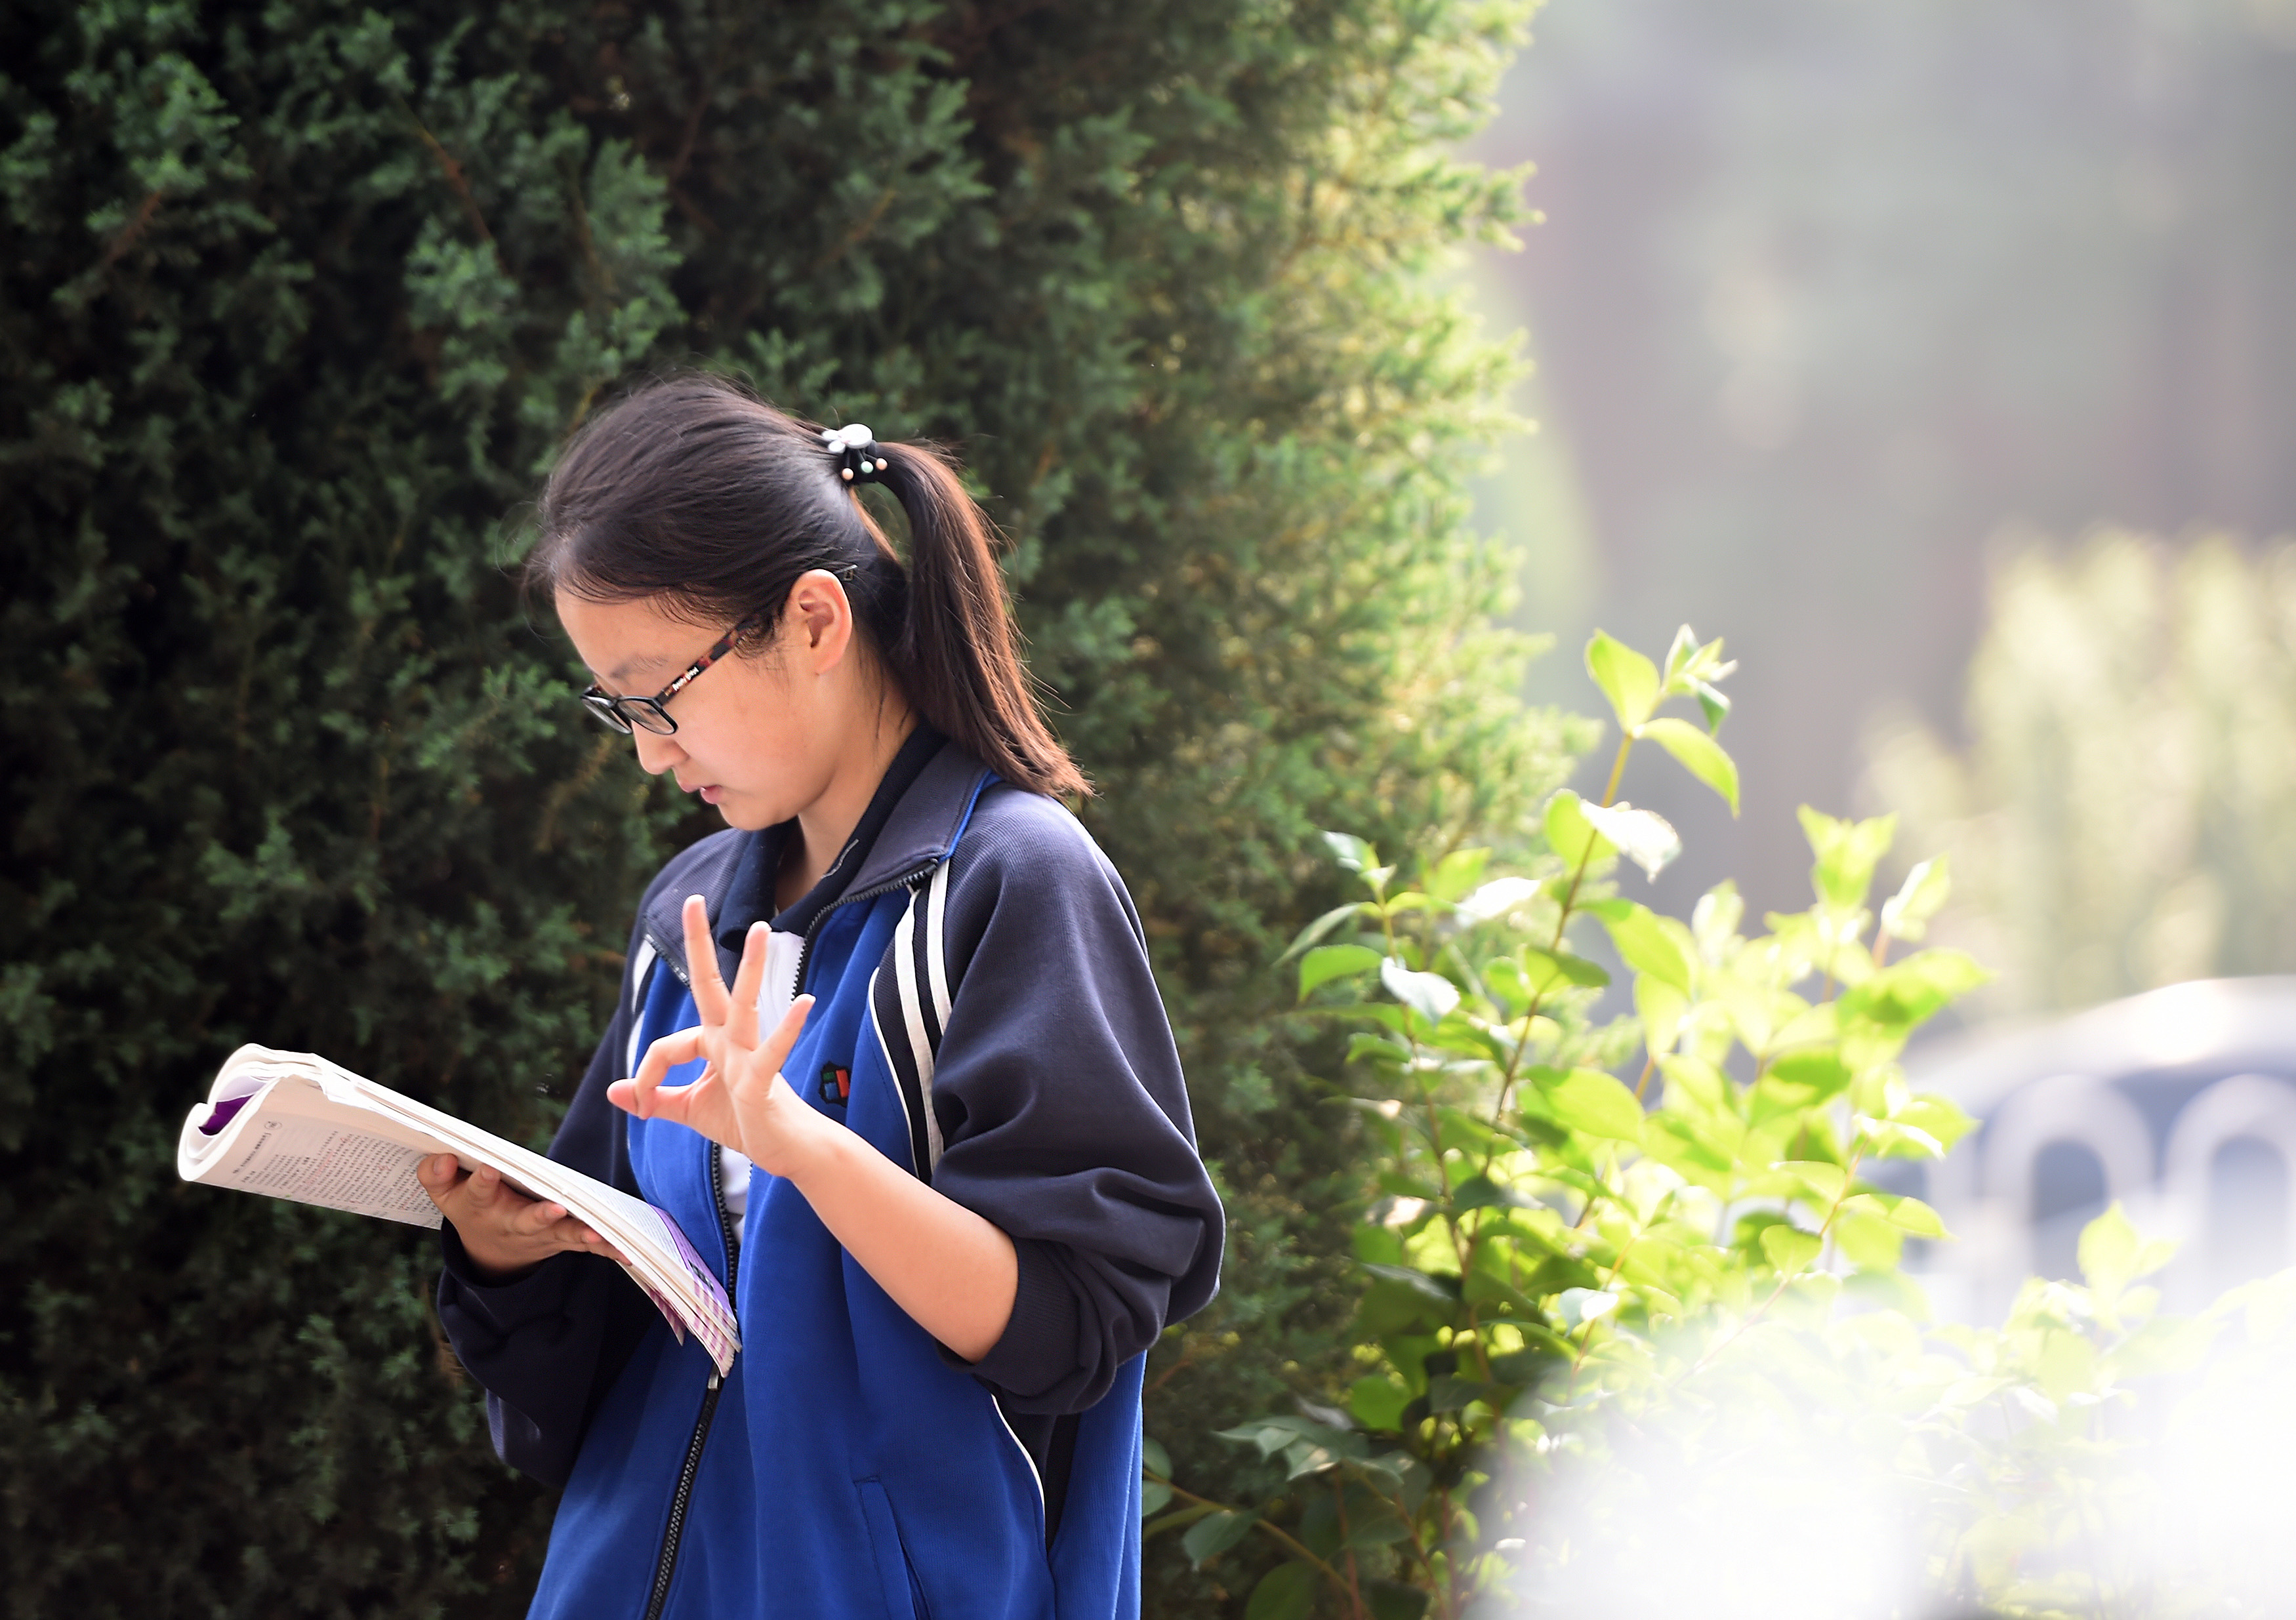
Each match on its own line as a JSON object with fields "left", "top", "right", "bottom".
{"left": 417, "top": 375, "right": 1223, "bottom": 1620}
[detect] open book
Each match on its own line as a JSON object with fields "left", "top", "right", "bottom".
{"left": 177, "top": 1044, "right": 738, "bottom": 1375}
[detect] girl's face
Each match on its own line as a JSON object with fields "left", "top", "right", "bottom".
{"left": 556, "top": 577, "right": 861, "bottom": 833}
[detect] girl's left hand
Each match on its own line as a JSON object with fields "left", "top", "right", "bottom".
{"left": 608, "top": 895, "right": 825, "bottom": 1176}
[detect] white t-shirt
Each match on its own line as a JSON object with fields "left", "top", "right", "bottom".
{"left": 717, "top": 929, "right": 806, "bottom": 1222}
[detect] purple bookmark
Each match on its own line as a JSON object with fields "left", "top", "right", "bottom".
{"left": 198, "top": 1095, "right": 255, "bottom": 1136}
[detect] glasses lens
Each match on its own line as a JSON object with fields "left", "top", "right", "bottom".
{"left": 626, "top": 700, "right": 678, "bottom": 737}
{"left": 580, "top": 692, "right": 634, "bottom": 734}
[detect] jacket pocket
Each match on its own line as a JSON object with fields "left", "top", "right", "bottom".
{"left": 854, "top": 1477, "right": 928, "bottom": 1620}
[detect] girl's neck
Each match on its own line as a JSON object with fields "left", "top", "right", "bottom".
{"left": 773, "top": 698, "right": 919, "bottom": 912}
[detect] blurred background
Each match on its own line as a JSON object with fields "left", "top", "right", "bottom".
{"left": 8, "top": 2, "right": 2293, "bottom": 1610}
{"left": 1463, "top": 0, "right": 2296, "bottom": 1312}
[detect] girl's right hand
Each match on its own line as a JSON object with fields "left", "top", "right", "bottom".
{"left": 417, "top": 1155, "right": 625, "bottom": 1281}
{"left": 608, "top": 896, "right": 822, "bottom": 1176}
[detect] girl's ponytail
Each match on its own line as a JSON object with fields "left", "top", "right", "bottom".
{"left": 872, "top": 443, "right": 1090, "bottom": 800}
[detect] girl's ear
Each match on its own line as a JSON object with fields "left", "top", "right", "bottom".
{"left": 783, "top": 567, "right": 856, "bottom": 672}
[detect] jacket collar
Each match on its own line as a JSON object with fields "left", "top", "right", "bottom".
{"left": 638, "top": 731, "right": 993, "bottom": 988}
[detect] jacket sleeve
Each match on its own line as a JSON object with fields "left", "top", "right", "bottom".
{"left": 434, "top": 941, "right": 659, "bottom": 1489}
{"left": 922, "top": 793, "right": 1224, "bottom": 1414}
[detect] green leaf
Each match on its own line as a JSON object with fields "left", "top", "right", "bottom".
{"left": 1140, "top": 1479, "right": 1173, "bottom": 1516}
{"left": 1481, "top": 956, "right": 1532, "bottom": 1015}
{"left": 1426, "top": 847, "right": 1491, "bottom": 903}
{"left": 1245, "top": 1562, "right": 1317, "bottom": 1620}
{"left": 1183, "top": 1510, "right": 1258, "bottom": 1568}
{"left": 1459, "top": 1266, "right": 1546, "bottom": 1320}
{"left": 1299, "top": 944, "right": 1382, "bottom": 999}
{"left": 1599, "top": 904, "right": 1695, "bottom": 993}
{"left": 1833, "top": 1211, "right": 1906, "bottom": 1270}
{"left": 2035, "top": 1327, "right": 2099, "bottom": 1404}
{"left": 1522, "top": 945, "right": 1610, "bottom": 993}
{"left": 1345, "top": 1034, "right": 1411, "bottom": 1078}
{"left": 2078, "top": 1202, "right": 2175, "bottom": 1296}
{"left": 1449, "top": 1175, "right": 1541, "bottom": 1214}
{"left": 1694, "top": 679, "right": 1731, "bottom": 732}
{"left": 1691, "top": 881, "right": 1745, "bottom": 959}
{"left": 1635, "top": 974, "right": 1688, "bottom": 1059}
{"left": 1637, "top": 717, "right": 1740, "bottom": 814}
{"left": 1877, "top": 855, "right": 1951, "bottom": 943}
{"left": 1354, "top": 1448, "right": 1433, "bottom": 1499}
{"left": 1359, "top": 1263, "right": 1462, "bottom": 1305}
{"left": 1586, "top": 630, "right": 1660, "bottom": 731}
{"left": 1760, "top": 1224, "right": 1822, "bottom": 1274}
{"left": 1141, "top": 1436, "right": 1172, "bottom": 1479}
{"left": 1540, "top": 1067, "right": 1646, "bottom": 1140}
{"left": 1765, "top": 1051, "right": 1853, "bottom": 1102}
{"left": 1580, "top": 801, "right": 1681, "bottom": 881}
{"left": 1663, "top": 622, "right": 1700, "bottom": 681}
{"left": 1797, "top": 807, "right": 1897, "bottom": 912}
{"left": 1278, "top": 902, "right": 1370, "bottom": 964}
{"left": 1775, "top": 1160, "right": 1849, "bottom": 1203}
{"left": 1657, "top": 1053, "right": 1734, "bottom": 1117}
{"left": 1380, "top": 957, "right": 1461, "bottom": 1024}
{"left": 1456, "top": 876, "right": 1542, "bottom": 924}
{"left": 1891, "top": 1093, "right": 1978, "bottom": 1155}
{"left": 1843, "top": 1191, "right": 1949, "bottom": 1238}
{"left": 1839, "top": 949, "right": 1992, "bottom": 1030}
{"left": 1282, "top": 1436, "right": 1348, "bottom": 1479}
{"left": 1543, "top": 788, "right": 1612, "bottom": 870}
{"left": 1555, "top": 1287, "right": 1618, "bottom": 1328}
{"left": 1322, "top": 832, "right": 1375, "bottom": 873}
{"left": 1348, "top": 1375, "right": 1412, "bottom": 1432}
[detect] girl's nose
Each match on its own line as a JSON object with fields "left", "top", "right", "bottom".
{"left": 631, "top": 725, "right": 686, "bottom": 776}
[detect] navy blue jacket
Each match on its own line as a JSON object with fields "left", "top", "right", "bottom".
{"left": 436, "top": 734, "right": 1223, "bottom": 1619}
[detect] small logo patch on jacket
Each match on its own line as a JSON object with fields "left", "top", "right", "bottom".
{"left": 817, "top": 1064, "right": 851, "bottom": 1104}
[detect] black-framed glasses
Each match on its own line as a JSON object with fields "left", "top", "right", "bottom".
{"left": 580, "top": 618, "right": 758, "bottom": 736}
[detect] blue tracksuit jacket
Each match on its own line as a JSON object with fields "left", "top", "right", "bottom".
{"left": 437, "top": 733, "right": 1223, "bottom": 1619}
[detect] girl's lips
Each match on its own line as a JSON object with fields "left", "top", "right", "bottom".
{"left": 697, "top": 785, "right": 722, "bottom": 803}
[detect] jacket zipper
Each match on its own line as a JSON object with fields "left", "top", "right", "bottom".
{"left": 640, "top": 1143, "right": 743, "bottom": 1620}
{"left": 633, "top": 856, "right": 937, "bottom": 1616}
{"left": 791, "top": 857, "right": 939, "bottom": 993}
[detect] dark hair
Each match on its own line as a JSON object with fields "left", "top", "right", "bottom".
{"left": 527, "top": 374, "right": 1088, "bottom": 799}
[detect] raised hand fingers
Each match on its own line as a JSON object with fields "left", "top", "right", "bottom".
{"left": 681, "top": 894, "right": 732, "bottom": 1025}
{"left": 756, "top": 993, "right": 815, "bottom": 1078}
{"left": 724, "top": 921, "right": 771, "bottom": 1049}
{"left": 619, "top": 1024, "right": 708, "bottom": 1119}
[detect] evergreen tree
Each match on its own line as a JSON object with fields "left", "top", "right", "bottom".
{"left": 0, "top": 1, "right": 1575, "bottom": 1611}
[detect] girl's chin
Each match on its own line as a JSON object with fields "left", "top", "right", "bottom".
{"left": 712, "top": 798, "right": 781, "bottom": 833}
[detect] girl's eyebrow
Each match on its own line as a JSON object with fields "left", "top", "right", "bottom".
{"left": 602, "top": 653, "right": 672, "bottom": 685}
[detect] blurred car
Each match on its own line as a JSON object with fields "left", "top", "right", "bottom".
{"left": 1897, "top": 977, "right": 2296, "bottom": 1320}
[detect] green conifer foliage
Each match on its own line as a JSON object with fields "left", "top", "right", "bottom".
{"left": 0, "top": 1, "right": 1572, "bottom": 1612}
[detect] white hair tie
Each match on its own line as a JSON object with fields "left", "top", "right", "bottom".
{"left": 820, "top": 424, "right": 890, "bottom": 483}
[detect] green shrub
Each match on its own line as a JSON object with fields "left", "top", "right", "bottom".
{"left": 1158, "top": 627, "right": 2296, "bottom": 1618}
{"left": 0, "top": 1, "right": 1568, "bottom": 1613}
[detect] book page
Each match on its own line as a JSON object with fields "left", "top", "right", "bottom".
{"left": 186, "top": 1080, "right": 450, "bottom": 1226}
{"left": 179, "top": 1045, "right": 741, "bottom": 1373}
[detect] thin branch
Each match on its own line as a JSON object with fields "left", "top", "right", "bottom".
{"left": 403, "top": 107, "right": 496, "bottom": 249}
{"left": 1149, "top": 1480, "right": 1355, "bottom": 1599}
{"left": 100, "top": 189, "right": 163, "bottom": 268}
